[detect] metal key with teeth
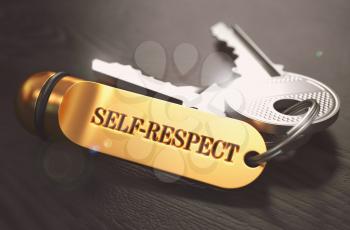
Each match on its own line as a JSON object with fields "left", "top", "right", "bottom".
{"left": 92, "top": 59, "right": 201, "bottom": 107}
{"left": 92, "top": 59, "right": 234, "bottom": 117}
{"left": 210, "top": 22, "right": 340, "bottom": 134}
{"left": 92, "top": 22, "right": 339, "bottom": 136}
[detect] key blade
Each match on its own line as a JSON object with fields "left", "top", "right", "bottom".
{"left": 194, "top": 83, "right": 227, "bottom": 116}
{"left": 211, "top": 22, "right": 282, "bottom": 78}
{"left": 92, "top": 59, "right": 201, "bottom": 106}
{"left": 232, "top": 24, "right": 282, "bottom": 77}
{"left": 194, "top": 80, "right": 242, "bottom": 116}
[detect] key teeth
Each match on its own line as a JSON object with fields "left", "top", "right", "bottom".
{"left": 113, "top": 62, "right": 143, "bottom": 76}
{"left": 111, "top": 62, "right": 165, "bottom": 84}
{"left": 211, "top": 22, "right": 238, "bottom": 51}
{"left": 211, "top": 22, "right": 243, "bottom": 74}
{"left": 120, "top": 63, "right": 168, "bottom": 85}
{"left": 231, "top": 67, "right": 241, "bottom": 77}
{"left": 94, "top": 59, "right": 202, "bottom": 104}
{"left": 212, "top": 23, "right": 257, "bottom": 77}
{"left": 211, "top": 22, "right": 285, "bottom": 76}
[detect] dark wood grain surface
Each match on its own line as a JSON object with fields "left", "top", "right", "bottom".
{"left": 1, "top": 0, "right": 349, "bottom": 229}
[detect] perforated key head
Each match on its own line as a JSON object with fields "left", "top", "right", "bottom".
{"left": 225, "top": 72, "right": 340, "bottom": 134}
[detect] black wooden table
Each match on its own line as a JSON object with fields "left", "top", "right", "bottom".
{"left": 1, "top": 0, "right": 349, "bottom": 229}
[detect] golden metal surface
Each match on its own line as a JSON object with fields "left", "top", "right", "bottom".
{"left": 59, "top": 81, "right": 266, "bottom": 188}
{"left": 16, "top": 72, "right": 83, "bottom": 138}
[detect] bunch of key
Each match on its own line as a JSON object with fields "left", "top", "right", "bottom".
{"left": 92, "top": 22, "right": 340, "bottom": 158}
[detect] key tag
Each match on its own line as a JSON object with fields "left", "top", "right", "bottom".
{"left": 16, "top": 72, "right": 319, "bottom": 189}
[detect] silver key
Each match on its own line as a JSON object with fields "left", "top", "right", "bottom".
{"left": 92, "top": 59, "right": 240, "bottom": 117}
{"left": 92, "top": 59, "right": 201, "bottom": 107}
{"left": 211, "top": 22, "right": 340, "bottom": 134}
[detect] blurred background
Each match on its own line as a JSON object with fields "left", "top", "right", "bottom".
{"left": 0, "top": 0, "right": 349, "bottom": 229}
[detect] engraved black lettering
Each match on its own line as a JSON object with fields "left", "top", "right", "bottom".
{"left": 90, "top": 107, "right": 107, "bottom": 125}
{"left": 90, "top": 106, "right": 241, "bottom": 163}
{"left": 128, "top": 117, "right": 145, "bottom": 134}
{"left": 196, "top": 135, "right": 214, "bottom": 156}
{"left": 224, "top": 143, "right": 240, "bottom": 162}
{"left": 145, "top": 121, "right": 161, "bottom": 141}
{"left": 159, "top": 125, "right": 175, "bottom": 145}
{"left": 171, "top": 129, "right": 187, "bottom": 148}
{"left": 103, "top": 110, "right": 120, "bottom": 129}
{"left": 211, "top": 140, "right": 226, "bottom": 159}
{"left": 116, "top": 113, "right": 129, "bottom": 133}
{"left": 184, "top": 132, "right": 200, "bottom": 150}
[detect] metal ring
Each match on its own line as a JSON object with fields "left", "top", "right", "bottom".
{"left": 34, "top": 72, "right": 68, "bottom": 139}
{"left": 246, "top": 99, "right": 320, "bottom": 165}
